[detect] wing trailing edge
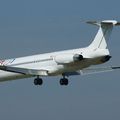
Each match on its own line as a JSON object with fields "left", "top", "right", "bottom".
{"left": 64, "top": 66, "right": 120, "bottom": 76}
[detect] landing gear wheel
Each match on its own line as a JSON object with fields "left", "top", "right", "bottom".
{"left": 34, "top": 78, "right": 43, "bottom": 85}
{"left": 34, "top": 78, "right": 38, "bottom": 85}
{"left": 64, "top": 78, "right": 68, "bottom": 85}
{"left": 60, "top": 78, "right": 69, "bottom": 86}
{"left": 60, "top": 79, "right": 64, "bottom": 85}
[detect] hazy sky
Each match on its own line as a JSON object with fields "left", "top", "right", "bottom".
{"left": 0, "top": 0, "right": 120, "bottom": 120}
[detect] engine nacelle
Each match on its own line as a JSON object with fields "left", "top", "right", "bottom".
{"left": 73, "top": 54, "right": 83, "bottom": 61}
{"left": 54, "top": 54, "right": 83, "bottom": 64}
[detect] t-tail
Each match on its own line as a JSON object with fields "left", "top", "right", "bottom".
{"left": 87, "top": 20, "right": 120, "bottom": 50}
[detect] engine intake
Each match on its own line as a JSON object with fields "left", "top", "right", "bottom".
{"left": 101, "top": 55, "right": 112, "bottom": 63}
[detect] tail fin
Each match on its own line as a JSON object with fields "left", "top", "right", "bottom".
{"left": 88, "top": 20, "right": 120, "bottom": 49}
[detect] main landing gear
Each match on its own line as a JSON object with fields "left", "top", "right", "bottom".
{"left": 59, "top": 74, "right": 69, "bottom": 86}
{"left": 34, "top": 75, "right": 69, "bottom": 86}
{"left": 59, "top": 78, "right": 69, "bottom": 86}
{"left": 34, "top": 76, "right": 43, "bottom": 85}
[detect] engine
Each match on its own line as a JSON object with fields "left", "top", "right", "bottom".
{"left": 54, "top": 54, "right": 83, "bottom": 64}
{"left": 101, "top": 55, "right": 112, "bottom": 63}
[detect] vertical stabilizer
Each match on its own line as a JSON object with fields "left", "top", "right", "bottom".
{"left": 88, "top": 20, "right": 120, "bottom": 49}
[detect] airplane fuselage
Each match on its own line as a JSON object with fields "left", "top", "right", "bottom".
{"left": 0, "top": 47, "right": 110, "bottom": 82}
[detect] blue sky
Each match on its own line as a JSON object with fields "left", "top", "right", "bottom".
{"left": 0, "top": 0, "right": 120, "bottom": 120}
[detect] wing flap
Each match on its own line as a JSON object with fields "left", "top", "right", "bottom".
{"left": 80, "top": 66, "right": 113, "bottom": 75}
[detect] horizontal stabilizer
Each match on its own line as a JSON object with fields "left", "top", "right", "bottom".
{"left": 87, "top": 20, "right": 120, "bottom": 26}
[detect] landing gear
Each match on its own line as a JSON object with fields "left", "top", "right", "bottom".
{"left": 33, "top": 75, "right": 69, "bottom": 86}
{"left": 60, "top": 78, "right": 68, "bottom": 85}
{"left": 34, "top": 76, "right": 43, "bottom": 85}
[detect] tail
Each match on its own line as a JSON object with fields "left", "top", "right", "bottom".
{"left": 88, "top": 20, "right": 120, "bottom": 49}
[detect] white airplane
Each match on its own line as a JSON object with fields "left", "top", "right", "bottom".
{"left": 0, "top": 20, "right": 120, "bottom": 86}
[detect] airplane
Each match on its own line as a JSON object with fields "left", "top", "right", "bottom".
{"left": 0, "top": 20, "right": 120, "bottom": 86}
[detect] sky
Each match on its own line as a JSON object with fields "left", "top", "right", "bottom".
{"left": 0, "top": 0, "right": 120, "bottom": 120}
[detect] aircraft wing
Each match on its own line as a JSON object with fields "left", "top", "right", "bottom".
{"left": 0, "top": 65, "right": 48, "bottom": 76}
{"left": 0, "top": 65, "right": 120, "bottom": 77}
{"left": 64, "top": 66, "right": 120, "bottom": 76}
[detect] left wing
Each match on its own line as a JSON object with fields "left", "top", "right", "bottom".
{"left": 0, "top": 65, "right": 48, "bottom": 76}
{"left": 64, "top": 66, "right": 120, "bottom": 76}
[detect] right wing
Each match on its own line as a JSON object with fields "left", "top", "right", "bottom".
{"left": 80, "top": 66, "right": 120, "bottom": 75}
{"left": 64, "top": 66, "right": 120, "bottom": 76}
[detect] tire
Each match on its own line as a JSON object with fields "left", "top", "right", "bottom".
{"left": 60, "top": 78, "right": 69, "bottom": 85}
{"left": 37, "top": 79, "right": 43, "bottom": 85}
{"left": 64, "top": 78, "right": 68, "bottom": 85}
{"left": 34, "top": 78, "right": 43, "bottom": 85}
{"left": 34, "top": 79, "right": 38, "bottom": 85}
{"left": 60, "top": 79, "right": 64, "bottom": 85}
